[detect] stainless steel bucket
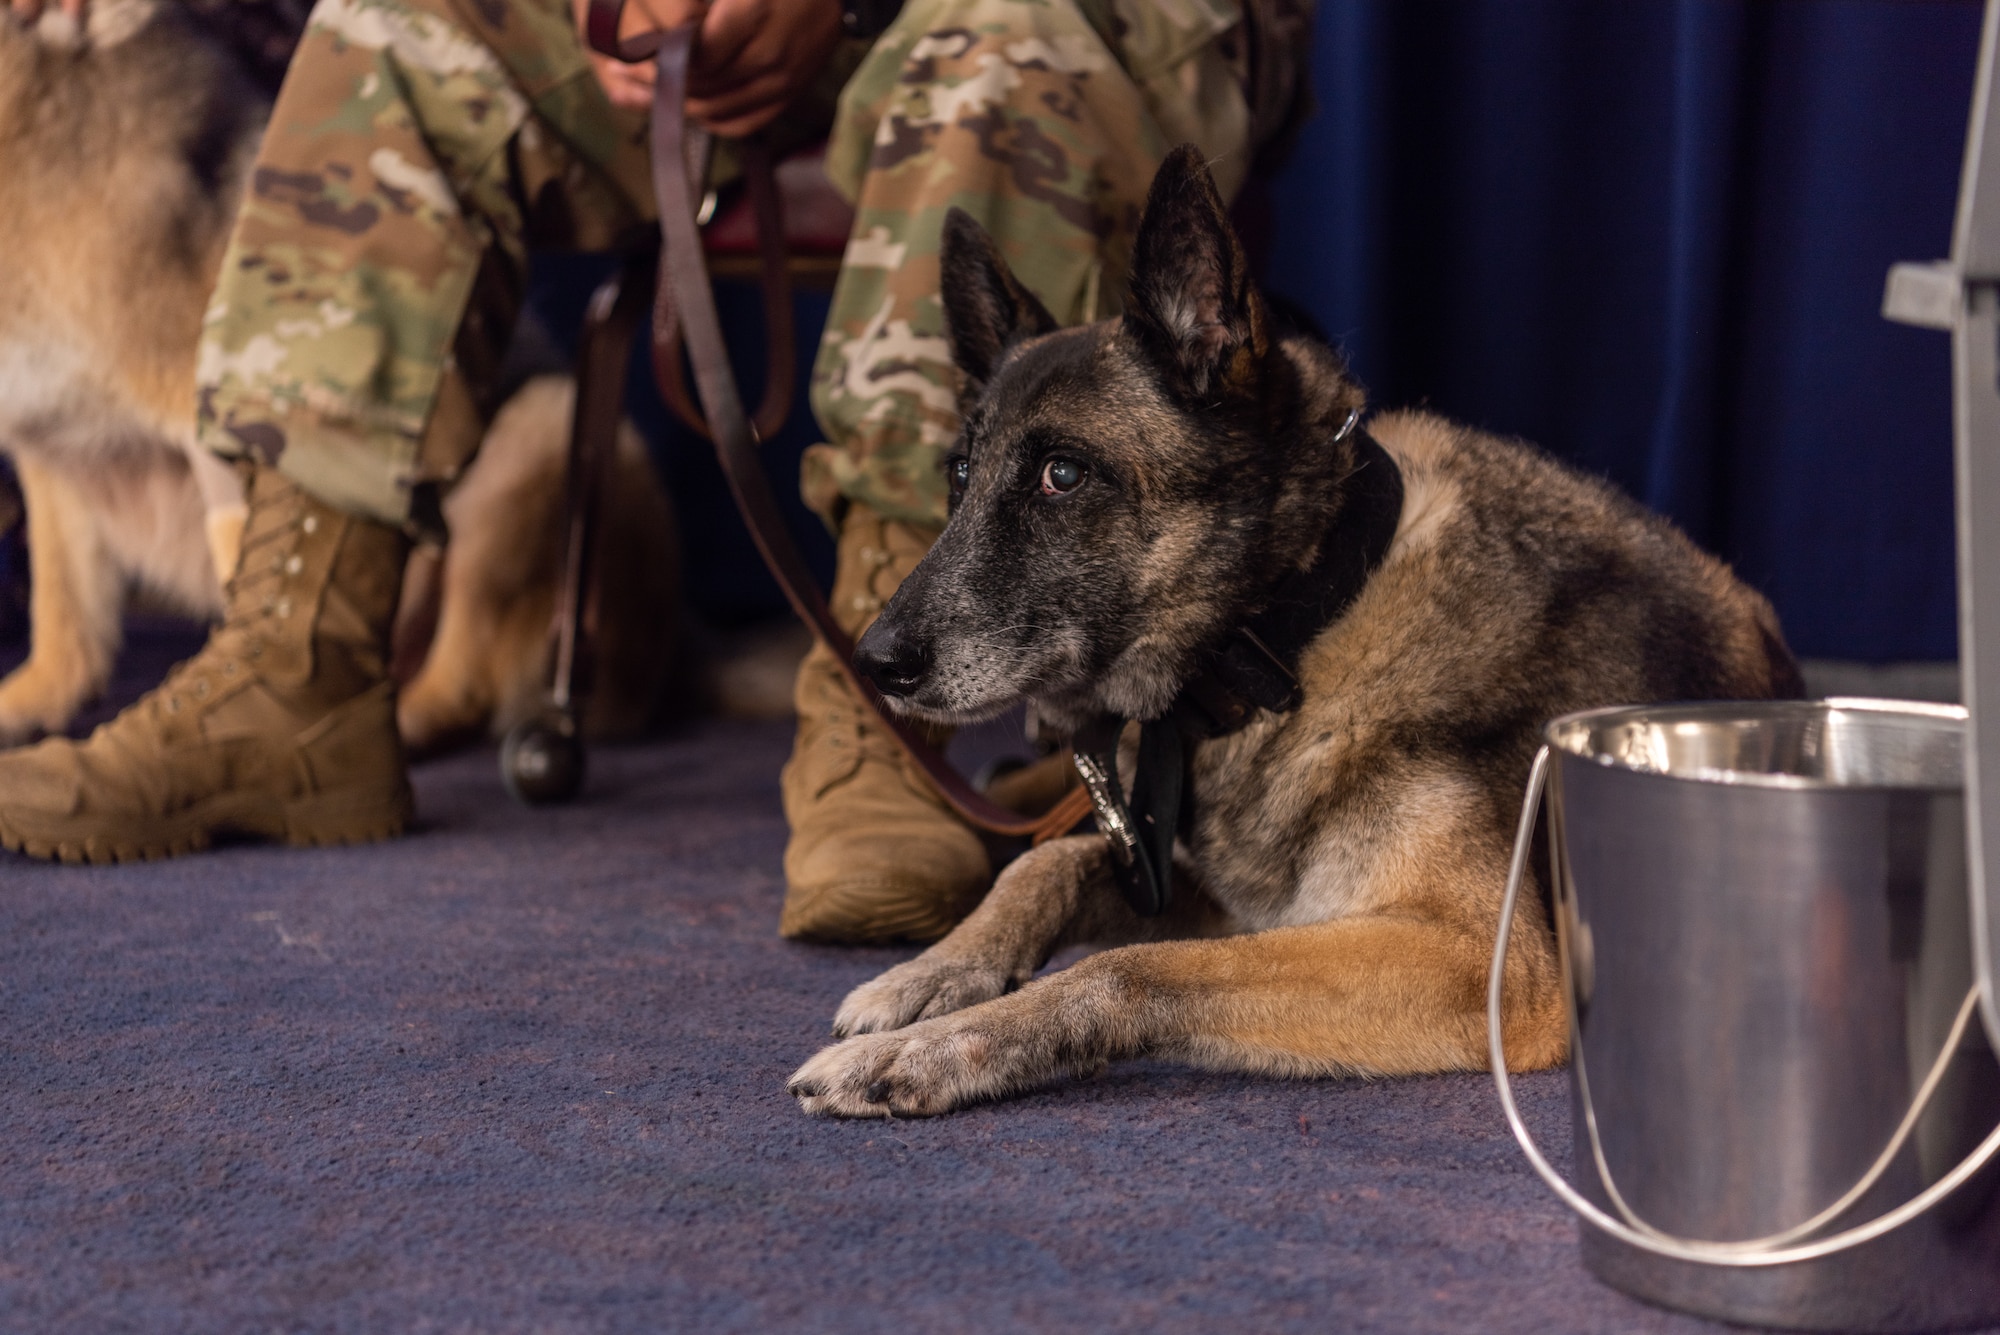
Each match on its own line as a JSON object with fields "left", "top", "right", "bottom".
{"left": 1489, "top": 699, "right": 2000, "bottom": 1332}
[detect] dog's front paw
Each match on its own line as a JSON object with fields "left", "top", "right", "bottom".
{"left": 789, "top": 1019, "right": 1015, "bottom": 1118}
{"left": 833, "top": 954, "right": 1014, "bottom": 1036}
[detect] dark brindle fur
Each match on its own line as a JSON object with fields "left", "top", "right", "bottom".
{"left": 788, "top": 145, "right": 1801, "bottom": 1118}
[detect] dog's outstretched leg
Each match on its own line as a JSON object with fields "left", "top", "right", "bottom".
{"left": 791, "top": 908, "right": 1567, "bottom": 1118}
{"left": 831, "top": 833, "right": 1226, "bottom": 1036}
{"left": 831, "top": 836, "right": 1110, "bottom": 1035}
{"left": 0, "top": 458, "right": 121, "bottom": 744}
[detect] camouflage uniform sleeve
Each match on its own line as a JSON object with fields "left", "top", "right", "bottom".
{"left": 800, "top": 0, "right": 1252, "bottom": 528}
{"left": 195, "top": 0, "right": 648, "bottom": 528}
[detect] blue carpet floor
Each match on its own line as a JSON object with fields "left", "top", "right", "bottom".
{"left": 0, "top": 621, "right": 1972, "bottom": 1333}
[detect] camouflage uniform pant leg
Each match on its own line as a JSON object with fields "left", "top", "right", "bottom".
{"left": 194, "top": 0, "right": 650, "bottom": 529}
{"left": 800, "top": 0, "right": 1252, "bottom": 529}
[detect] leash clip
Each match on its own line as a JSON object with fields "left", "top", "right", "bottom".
{"left": 1072, "top": 750, "right": 1140, "bottom": 873}
{"left": 1074, "top": 718, "right": 1181, "bottom": 917}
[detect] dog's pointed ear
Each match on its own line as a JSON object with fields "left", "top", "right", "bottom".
{"left": 941, "top": 207, "right": 1059, "bottom": 388}
{"left": 1124, "top": 144, "right": 1268, "bottom": 399}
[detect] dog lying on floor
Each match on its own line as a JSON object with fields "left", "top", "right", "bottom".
{"left": 788, "top": 145, "right": 1804, "bottom": 1118}
{"left": 0, "top": 0, "right": 677, "bottom": 753}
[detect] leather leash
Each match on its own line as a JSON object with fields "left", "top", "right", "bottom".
{"left": 651, "top": 143, "right": 796, "bottom": 448}
{"left": 587, "top": 7, "right": 1091, "bottom": 843}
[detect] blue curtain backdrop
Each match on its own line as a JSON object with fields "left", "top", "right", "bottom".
{"left": 1266, "top": 0, "right": 1982, "bottom": 662}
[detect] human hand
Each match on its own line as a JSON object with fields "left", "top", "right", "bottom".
{"left": 592, "top": 50, "right": 659, "bottom": 109}
{"left": 6, "top": 0, "right": 87, "bottom": 25}
{"left": 575, "top": 0, "right": 842, "bottom": 132}
{"left": 685, "top": 0, "right": 843, "bottom": 137}
{"left": 574, "top": 0, "right": 695, "bottom": 111}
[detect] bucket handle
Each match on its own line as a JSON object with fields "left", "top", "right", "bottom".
{"left": 1488, "top": 745, "right": 2000, "bottom": 1267}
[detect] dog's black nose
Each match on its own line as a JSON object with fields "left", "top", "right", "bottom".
{"left": 853, "top": 620, "right": 932, "bottom": 697}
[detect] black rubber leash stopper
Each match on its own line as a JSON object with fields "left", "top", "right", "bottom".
{"left": 501, "top": 710, "right": 585, "bottom": 806}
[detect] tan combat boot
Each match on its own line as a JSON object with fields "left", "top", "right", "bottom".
{"left": 0, "top": 467, "right": 413, "bottom": 863}
{"left": 778, "top": 502, "right": 989, "bottom": 943}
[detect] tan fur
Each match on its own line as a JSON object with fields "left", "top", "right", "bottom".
{"left": 0, "top": 7, "right": 678, "bottom": 749}
{"left": 0, "top": 3, "right": 220, "bottom": 454}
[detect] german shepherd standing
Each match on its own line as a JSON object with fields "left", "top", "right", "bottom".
{"left": 788, "top": 146, "right": 1801, "bottom": 1118}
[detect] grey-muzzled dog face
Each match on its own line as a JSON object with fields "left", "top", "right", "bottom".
{"left": 853, "top": 146, "right": 1365, "bottom": 732}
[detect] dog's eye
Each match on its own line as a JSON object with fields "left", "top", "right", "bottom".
{"left": 1039, "top": 458, "right": 1085, "bottom": 495}
{"left": 947, "top": 456, "right": 970, "bottom": 498}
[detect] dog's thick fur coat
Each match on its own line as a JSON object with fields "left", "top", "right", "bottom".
{"left": 0, "top": 1, "right": 676, "bottom": 750}
{"left": 789, "top": 146, "right": 1802, "bottom": 1117}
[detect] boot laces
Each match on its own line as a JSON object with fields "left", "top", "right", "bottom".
{"left": 150, "top": 503, "right": 311, "bottom": 712}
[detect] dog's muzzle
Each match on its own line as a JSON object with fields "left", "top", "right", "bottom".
{"left": 852, "top": 618, "right": 932, "bottom": 698}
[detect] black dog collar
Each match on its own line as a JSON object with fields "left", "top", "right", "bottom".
{"left": 1075, "top": 419, "right": 1406, "bottom": 917}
